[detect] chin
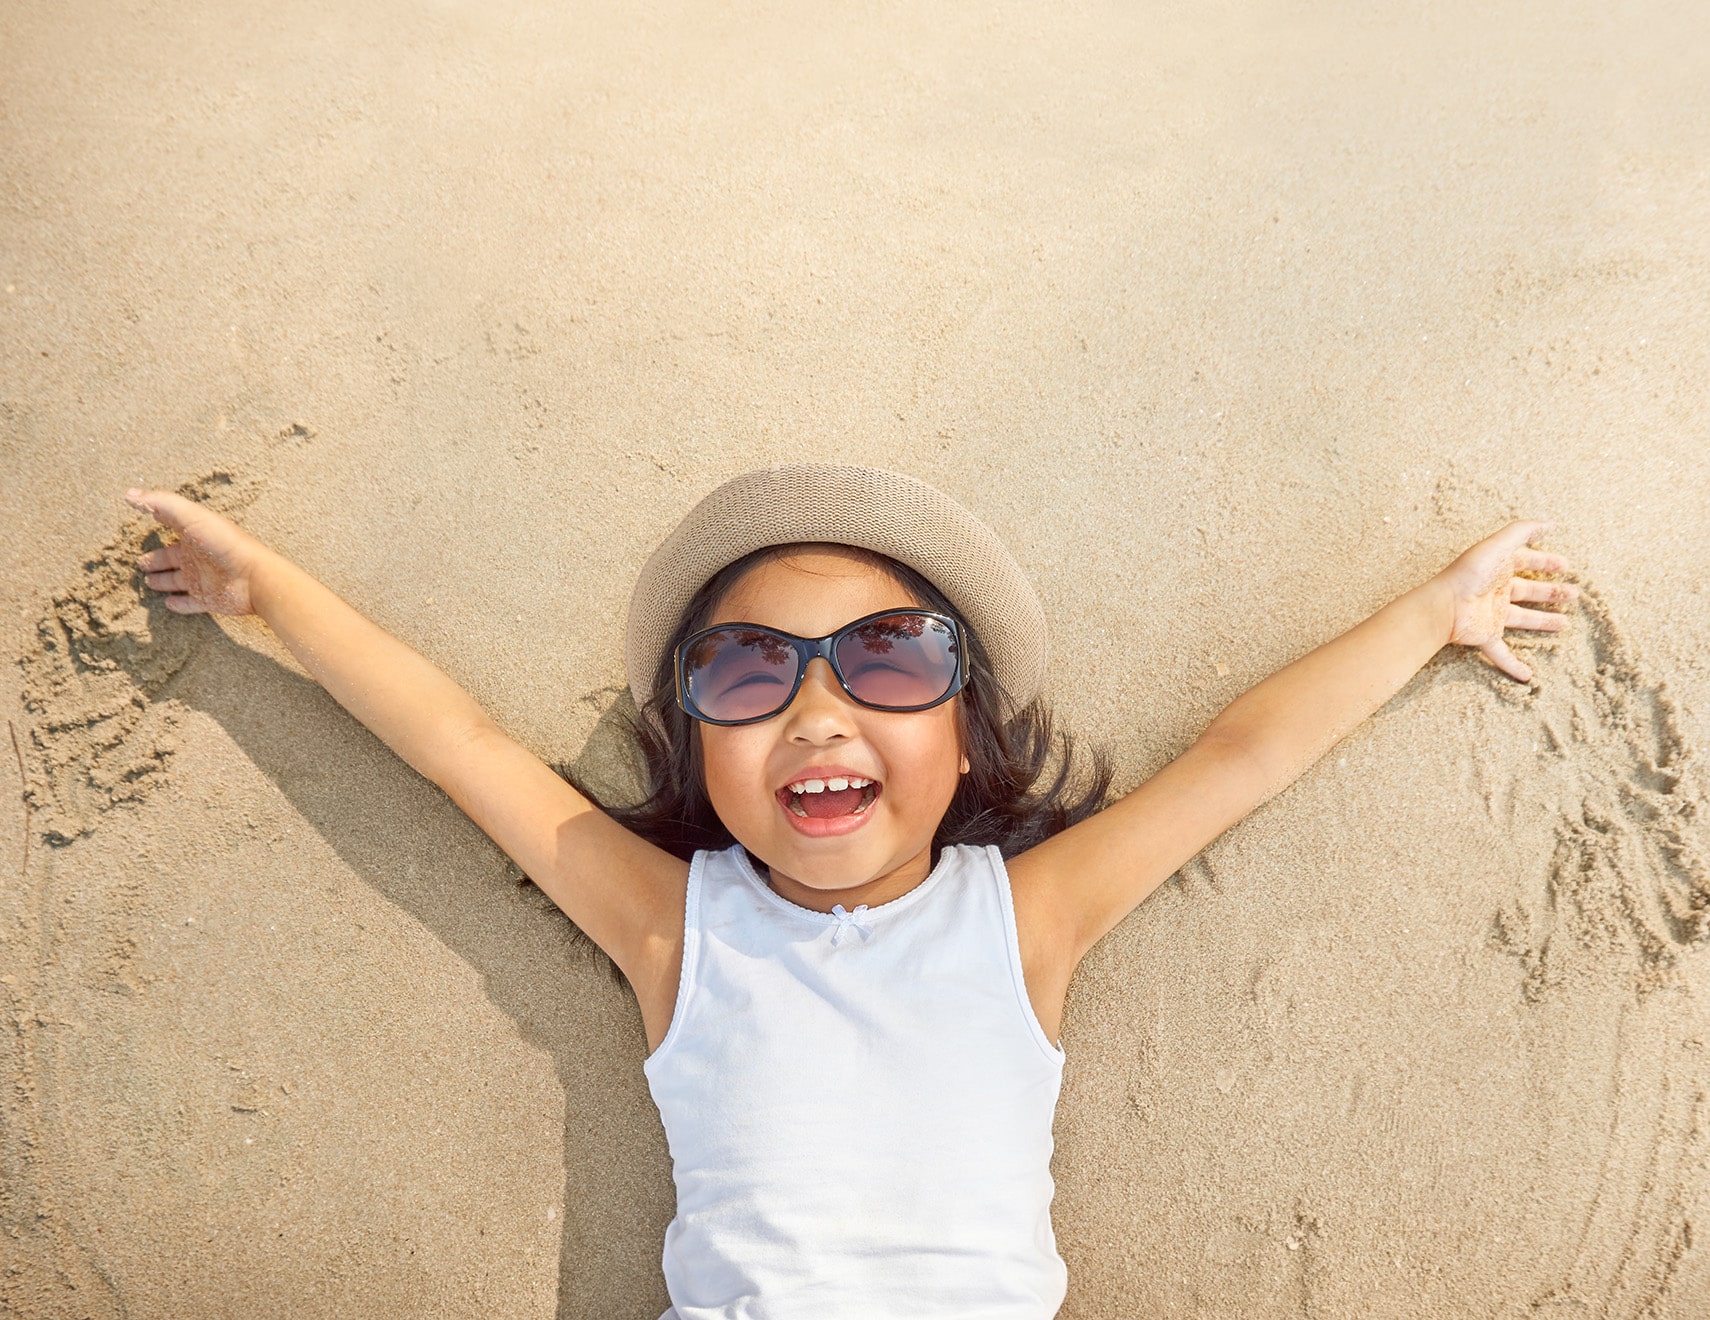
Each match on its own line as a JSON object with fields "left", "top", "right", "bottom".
{"left": 756, "top": 830, "right": 895, "bottom": 888}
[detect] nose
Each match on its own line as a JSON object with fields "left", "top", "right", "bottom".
{"left": 780, "top": 657, "right": 860, "bottom": 738}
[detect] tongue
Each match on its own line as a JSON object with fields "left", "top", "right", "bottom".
{"left": 798, "top": 786, "right": 868, "bottom": 818}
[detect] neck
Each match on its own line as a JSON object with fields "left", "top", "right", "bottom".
{"left": 748, "top": 843, "right": 940, "bottom": 913}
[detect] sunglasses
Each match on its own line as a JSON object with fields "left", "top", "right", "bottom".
{"left": 674, "top": 608, "right": 969, "bottom": 726}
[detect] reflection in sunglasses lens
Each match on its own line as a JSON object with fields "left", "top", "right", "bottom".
{"left": 835, "top": 614, "right": 958, "bottom": 709}
{"left": 686, "top": 628, "right": 800, "bottom": 723}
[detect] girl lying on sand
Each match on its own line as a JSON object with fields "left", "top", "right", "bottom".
{"left": 124, "top": 463, "right": 1579, "bottom": 1319}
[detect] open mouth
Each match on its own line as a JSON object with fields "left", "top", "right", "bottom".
{"left": 775, "top": 775, "right": 882, "bottom": 820}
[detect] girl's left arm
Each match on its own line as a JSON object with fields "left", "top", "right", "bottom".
{"left": 1011, "top": 520, "right": 1581, "bottom": 969}
{"left": 1191, "top": 520, "right": 1579, "bottom": 789}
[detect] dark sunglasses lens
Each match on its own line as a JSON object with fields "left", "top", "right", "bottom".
{"left": 834, "top": 613, "right": 960, "bottom": 709}
{"left": 683, "top": 628, "right": 801, "bottom": 722}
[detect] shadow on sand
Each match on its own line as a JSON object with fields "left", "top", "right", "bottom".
{"left": 178, "top": 632, "right": 670, "bottom": 1319}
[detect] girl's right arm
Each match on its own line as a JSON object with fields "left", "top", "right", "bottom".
{"left": 122, "top": 488, "right": 686, "bottom": 993}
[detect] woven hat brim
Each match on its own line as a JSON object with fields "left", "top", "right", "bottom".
{"left": 624, "top": 464, "right": 1047, "bottom": 726}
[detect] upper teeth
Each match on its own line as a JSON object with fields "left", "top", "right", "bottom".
{"left": 787, "top": 776, "right": 873, "bottom": 794}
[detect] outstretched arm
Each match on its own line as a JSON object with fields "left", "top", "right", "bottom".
{"left": 1011, "top": 520, "right": 1581, "bottom": 967}
{"left": 123, "top": 488, "right": 685, "bottom": 987}
{"left": 126, "top": 487, "right": 497, "bottom": 785}
{"left": 1195, "top": 521, "right": 1578, "bottom": 796}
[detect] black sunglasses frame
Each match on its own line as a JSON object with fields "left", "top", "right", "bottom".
{"left": 673, "top": 608, "right": 970, "bottom": 727}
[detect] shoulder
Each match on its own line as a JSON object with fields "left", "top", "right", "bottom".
{"left": 697, "top": 842, "right": 755, "bottom": 887}
{"left": 980, "top": 843, "right": 1076, "bottom": 1052}
{"left": 1001, "top": 841, "right": 1086, "bottom": 985}
{"left": 679, "top": 843, "right": 765, "bottom": 915}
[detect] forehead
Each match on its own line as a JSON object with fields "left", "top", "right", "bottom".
{"left": 708, "top": 547, "right": 921, "bottom": 635}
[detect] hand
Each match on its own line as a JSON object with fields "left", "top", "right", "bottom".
{"left": 1433, "top": 520, "right": 1581, "bottom": 683}
{"left": 124, "top": 487, "right": 275, "bottom": 615}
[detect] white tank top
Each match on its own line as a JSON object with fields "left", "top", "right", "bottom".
{"left": 643, "top": 841, "right": 1069, "bottom": 1320}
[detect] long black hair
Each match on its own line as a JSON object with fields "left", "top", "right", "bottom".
{"left": 554, "top": 542, "right": 1113, "bottom": 983}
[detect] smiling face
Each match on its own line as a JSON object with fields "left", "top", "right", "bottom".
{"left": 696, "top": 546, "right": 970, "bottom": 909}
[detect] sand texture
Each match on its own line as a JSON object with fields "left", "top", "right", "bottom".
{"left": 4, "top": 0, "right": 1710, "bottom": 1315}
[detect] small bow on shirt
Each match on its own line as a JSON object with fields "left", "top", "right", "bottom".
{"left": 829, "top": 903, "right": 874, "bottom": 947}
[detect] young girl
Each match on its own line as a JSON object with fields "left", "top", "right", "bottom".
{"left": 123, "top": 463, "right": 1579, "bottom": 1319}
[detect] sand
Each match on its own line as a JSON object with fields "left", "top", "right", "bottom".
{"left": 4, "top": 0, "right": 1709, "bottom": 1315}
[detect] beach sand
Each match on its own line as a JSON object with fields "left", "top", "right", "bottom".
{"left": 3, "top": 0, "right": 1709, "bottom": 1315}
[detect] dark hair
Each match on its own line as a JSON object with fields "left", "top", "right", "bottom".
{"left": 557, "top": 542, "right": 1114, "bottom": 983}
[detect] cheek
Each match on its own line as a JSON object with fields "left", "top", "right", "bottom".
{"left": 898, "top": 712, "right": 966, "bottom": 800}
{"left": 699, "top": 730, "right": 765, "bottom": 816}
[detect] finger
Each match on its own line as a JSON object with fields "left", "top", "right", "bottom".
{"left": 1489, "top": 519, "right": 1553, "bottom": 551}
{"left": 137, "top": 545, "right": 184, "bottom": 571}
{"left": 161, "top": 593, "right": 210, "bottom": 614}
{"left": 144, "top": 569, "right": 188, "bottom": 592}
{"left": 1510, "top": 577, "right": 1581, "bottom": 605}
{"left": 1482, "top": 636, "right": 1534, "bottom": 683}
{"left": 1506, "top": 603, "right": 1568, "bottom": 631}
{"left": 124, "top": 487, "right": 168, "bottom": 517}
{"left": 124, "top": 488, "right": 201, "bottom": 532}
{"left": 1516, "top": 548, "right": 1570, "bottom": 574}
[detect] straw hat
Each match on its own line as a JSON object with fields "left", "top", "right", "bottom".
{"left": 624, "top": 463, "right": 1047, "bottom": 724}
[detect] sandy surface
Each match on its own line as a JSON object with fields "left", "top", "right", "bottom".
{"left": 4, "top": 0, "right": 1710, "bottom": 1315}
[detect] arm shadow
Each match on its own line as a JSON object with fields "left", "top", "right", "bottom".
{"left": 160, "top": 619, "right": 672, "bottom": 1319}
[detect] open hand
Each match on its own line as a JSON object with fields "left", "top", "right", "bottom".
{"left": 1434, "top": 520, "right": 1580, "bottom": 683}
{"left": 124, "top": 487, "right": 273, "bottom": 615}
